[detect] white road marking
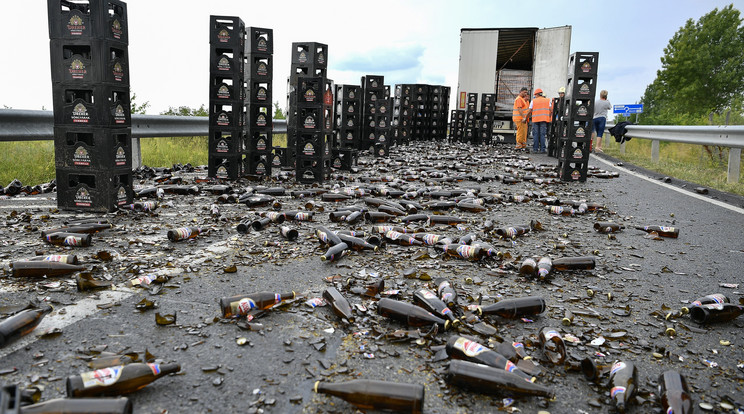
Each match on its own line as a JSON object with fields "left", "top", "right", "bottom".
{"left": 591, "top": 155, "right": 744, "bottom": 215}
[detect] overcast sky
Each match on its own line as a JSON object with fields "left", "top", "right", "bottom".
{"left": 1, "top": 0, "right": 741, "bottom": 118}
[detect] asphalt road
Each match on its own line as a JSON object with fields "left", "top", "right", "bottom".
{"left": 1, "top": 142, "right": 743, "bottom": 414}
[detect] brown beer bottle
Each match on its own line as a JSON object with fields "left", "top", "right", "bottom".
{"left": 44, "top": 232, "right": 92, "bottom": 247}
{"left": 337, "top": 233, "right": 379, "bottom": 251}
{"left": 551, "top": 256, "right": 596, "bottom": 271}
{"left": 40, "top": 223, "right": 112, "bottom": 238}
{"left": 377, "top": 298, "right": 449, "bottom": 330}
{"left": 321, "top": 242, "right": 349, "bottom": 262}
{"left": 167, "top": 227, "right": 202, "bottom": 242}
{"left": 280, "top": 226, "right": 298, "bottom": 241}
{"left": 536, "top": 257, "right": 552, "bottom": 280}
{"left": 658, "top": 371, "right": 693, "bottom": 414}
{"left": 635, "top": 225, "right": 679, "bottom": 238}
{"left": 447, "top": 360, "right": 554, "bottom": 397}
{"left": 477, "top": 296, "right": 546, "bottom": 319}
{"left": 412, "top": 288, "right": 459, "bottom": 326}
{"left": 538, "top": 327, "right": 566, "bottom": 365}
{"left": 608, "top": 361, "right": 637, "bottom": 413}
{"left": 322, "top": 287, "right": 353, "bottom": 321}
{"left": 314, "top": 379, "right": 424, "bottom": 414}
{"left": 19, "top": 397, "right": 133, "bottom": 414}
{"left": 433, "top": 277, "right": 457, "bottom": 309}
{"left": 519, "top": 258, "right": 537, "bottom": 276}
{"left": 219, "top": 291, "right": 296, "bottom": 318}
{"left": 66, "top": 363, "right": 181, "bottom": 397}
{"left": 437, "top": 244, "right": 483, "bottom": 261}
{"left": 689, "top": 303, "right": 743, "bottom": 324}
{"left": 11, "top": 261, "right": 86, "bottom": 278}
{"left": 594, "top": 222, "right": 623, "bottom": 233}
{"left": 28, "top": 254, "right": 79, "bottom": 264}
{"left": 365, "top": 212, "right": 395, "bottom": 223}
{"left": 427, "top": 215, "right": 466, "bottom": 225}
{"left": 445, "top": 336, "right": 534, "bottom": 382}
{"left": 315, "top": 225, "right": 343, "bottom": 246}
{"left": 383, "top": 230, "right": 422, "bottom": 246}
{"left": 0, "top": 305, "right": 53, "bottom": 347}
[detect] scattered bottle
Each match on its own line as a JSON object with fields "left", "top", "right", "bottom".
{"left": 519, "top": 257, "right": 537, "bottom": 276}
{"left": 608, "top": 361, "right": 637, "bottom": 413}
{"left": 66, "top": 363, "right": 181, "bottom": 397}
{"left": 497, "top": 341, "right": 528, "bottom": 362}
{"left": 594, "top": 222, "right": 623, "bottom": 233}
{"left": 251, "top": 217, "right": 272, "bottom": 231}
{"left": 337, "top": 233, "right": 379, "bottom": 251}
{"left": 377, "top": 298, "right": 449, "bottom": 330}
{"left": 40, "top": 223, "right": 112, "bottom": 238}
{"left": 314, "top": 379, "right": 424, "bottom": 414}
{"left": 321, "top": 242, "right": 349, "bottom": 262}
{"left": 280, "top": 226, "right": 298, "bottom": 241}
{"left": 433, "top": 278, "right": 457, "bottom": 309}
{"left": 27, "top": 254, "right": 79, "bottom": 265}
{"left": 412, "top": 288, "right": 459, "bottom": 326}
{"left": 10, "top": 261, "right": 86, "bottom": 278}
{"left": 538, "top": 327, "right": 566, "bottom": 365}
{"left": 437, "top": 244, "right": 483, "bottom": 261}
{"left": 689, "top": 303, "right": 743, "bottom": 324}
{"left": 551, "top": 256, "right": 596, "bottom": 271}
{"left": 445, "top": 336, "right": 534, "bottom": 382}
{"left": 44, "top": 232, "right": 92, "bottom": 247}
{"left": 477, "top": 296, "right": 546, "bottom": 319}
{"left": 0, "top": 305, "right": 53, "bottom": 348}
{"left": 315, "top": 225, "right": 343, "bottom": 246}
{"left": 427, "top": 215, "right": 466, "bottom": 225}
{"left": 635, "top": 225, "right": 679, "bottom": 238}
{"left": 18, "top": 397, "right": 133, "bottom": 414}
{"left": 323, "top": 287, "right": 353, "bottom": 321}
{"left": 658, "top": 370, "right": 693, "bottom": 414}
{"left": 561, "top": 309, "right": 574, "bottom": 326}
{"left": 536, "top": 257, "right": 552, "bottom": 280}
{"left": 447, "top": 360, "right": 554, "bottom": 397}
{"left": 383, "top": 230, "right": 422, "bottom": 246}
{"left": 219, "top": 291, "right": 296, "bottom": 318}
{"left": 167, "top": 227, "right": 202, "bottom": 242}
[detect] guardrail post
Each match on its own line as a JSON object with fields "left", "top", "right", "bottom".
{"left": 132, "top": 137, "right": 142, "bottom": 169}
{"left": 620, "top": 141, "right": 626, "bottom": 154}
{"left": 651, "top": 140, "right": 660, "bottom": 162}
{"left": 729, "top": 147, "right": 741, "bottom": 184}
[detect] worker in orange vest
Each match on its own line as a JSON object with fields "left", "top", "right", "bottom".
{"left": 512, "top": 87, "right": 530, "bottom": 150}
{"left": 529, "top": 88, "right": 551, "bottom": 153}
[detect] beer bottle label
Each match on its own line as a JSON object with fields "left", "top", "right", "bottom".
{"left": 148, "top": 363, "right": 162, "bottom": 375}
{"left": 610, "top": 361, "right": 626, "bottom": 375}
{"left": 420, "top": 290, "right": 437, "bottom": 300}
{"left": 543, "top": 330, "right": 561, "bottom": 341}
{"left": 234, "top": 298, "right": 257, "bottom": 315}
{"left": 610, "top": 386, "right": 626, "bottom": 398}
{"left": 81, "top": 366, "right": 123, "bottom": 388}
{"left": 456, "top": 245, "right": 477, "bottom": 258}
{"left": 454, "top": 337, "right": 485, "bottom": 357}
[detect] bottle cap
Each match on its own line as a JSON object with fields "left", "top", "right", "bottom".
{"left": 313, "top": 381, "right": 320, "bottom": 393}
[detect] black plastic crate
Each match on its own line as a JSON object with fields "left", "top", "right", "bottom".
{"left": 245, "top": 130, "right": 272, "bottom": 153}
{"left": 291, "top": 42, "right": 327, "bottom": 68}
{"left": 247, "top": 27, "right": 273, "bottom": 54}
{"left": 208, "top": 154, "right": 242, "bottom": 179}
{"left": 210, "top": 46, "right": 246, "bottom": 76}
{"left": 566, "top": 76, "right": 597, "bottom": 99}
{"left": 331, "top": 149, "right": 357, "bottom": 170}
{"left": 271, "top": 147, "right": 285, "bottom": 169}
{"left": 335, "top": 112, "right": 359, "bottom": 129}
{"left": 398, "top": 84, "right": 412, "bottom": 97}
{"left": 243, "top": 152, "right": 271, "bottom": 176}
{"left": 50, "top": 38, "right": 129, "bottom": 85}
{"left": 295, "top": 77, "right": 324, "bottom": 105}
{"left": 247, "top": 80, "right": 271, "bottom": 104}
{"left": 54, "top": 126, "right": 131, "bottom": 169}
{"left": 296, "top": 157, "right": 330, "bottom": 184}
{"left": 210, "top": 102, "right": 246, "bottom": 128}
{"left": 564, "top": 98, "right": 594, "bottom": 122}
{"left": 208, "top": 128, "right": 246, "bottom": 155}
{"left": 362, "top": 75, "right": 384, "bottom": 91}
{"left": 209, "top": 15, "right": 245, "bottom": 47}
{"left": 557, "top": 138, "right": 591, "bottom": 161}
{"left": 336, "top": 84, "right": 361, "bottom": 101}
{"left": 56, "top": 166, "right": 132, "bottom": 212}
{"left": 568, "top": 52, "right": 599, "bottom": 77}
{"left": 335, "top": 129, "right": 360, "bottom": 147}
{"left": 338, "top": 100, "right": 360, "bottom": 116}
{"left": 210, "top": 74, "right": 247, "bottom": 102}
{"left": 48, "top": 0, "right": 128, "bottom": 43}
{"left": 560, "top": 120, "right": 592, "bottom": 139}
{"left": 244, "top": 53, "right": 272, "bottom": 81}
{"left": 376, "top": 115, "right": 391, "bottom": 129}
{"left": 296, "top": 106, "right": 331, "bottom": 132}
{"left": 246, "top": 103, "right": 272, "bottom": 128}
{"left": 51, "top": 84, "right": 130, "bottom": 126}
{"left": 558, "top": 159, "right": 589, "bottom": 182}
{"left": 467, "top": 93, "right": 478, "bottom": 105}
{"left": 375, "top": 99, "right": 391, "bottom": 116}
{"left": 376, "top": 130, "right": 392, "bottom": 147}
{"left": 297, "top": 132, "right": 331, "bottom": 158}
{"left": 374, "top": 142, "right": 389, "bottom": 158}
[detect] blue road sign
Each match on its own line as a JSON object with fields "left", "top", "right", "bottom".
{"left": 613, "top": 104, "right": 644, "bottom": 114}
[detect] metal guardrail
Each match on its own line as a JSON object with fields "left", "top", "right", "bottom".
{"left": 0, "top": 109, "right": 287, "bottom": 142}
{"left": 605, "top": 124, "right": 744, "bottom": 184}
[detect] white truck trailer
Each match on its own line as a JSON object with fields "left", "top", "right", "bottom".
{"left": 456, "top": 26, "right": 572, "bottom": 142}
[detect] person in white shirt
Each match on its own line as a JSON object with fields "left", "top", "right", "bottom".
{"left": 592, "top": 90, "right": 612, "bottom": 153}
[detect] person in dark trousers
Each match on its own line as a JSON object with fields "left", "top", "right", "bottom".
{"left": 529, "top": 89, "right": 551, "bottom": 153}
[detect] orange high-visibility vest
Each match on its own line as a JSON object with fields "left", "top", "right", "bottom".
{"left": 531, "top": 96, "right": 551, "bottom": 122}
{"left": 512, "top": 96, "right": 528, "bottom": 122}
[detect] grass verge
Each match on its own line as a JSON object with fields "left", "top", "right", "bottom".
{"left": 602, "top": 135, "right": 744, "bottom": 196}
